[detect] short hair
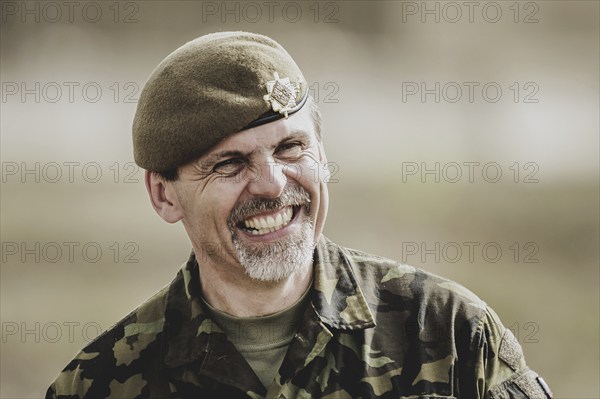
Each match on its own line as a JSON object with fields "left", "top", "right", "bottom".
{"left": 155, "top": 96, "right": 322, "bottom": 182}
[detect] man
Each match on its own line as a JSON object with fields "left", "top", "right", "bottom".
{"left": 47, "top": 32, "right": 552, "bottom": 399}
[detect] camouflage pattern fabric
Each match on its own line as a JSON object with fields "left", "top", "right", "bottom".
{"left": 47, "top": 236, "right": 552, "bottom": 398}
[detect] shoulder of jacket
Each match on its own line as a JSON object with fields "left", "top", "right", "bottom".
{"left": 339, "top": 244, "right": 489, "bottom": 323}
{"left": 91, "top": 282, "right": 171, "bottom": 355}
{"left": 48, "top": 283, "right": 172, "bottom": 396}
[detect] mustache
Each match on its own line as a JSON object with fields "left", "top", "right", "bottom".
{"left": 228, "top": 185, "right": 311, "bottom": 226}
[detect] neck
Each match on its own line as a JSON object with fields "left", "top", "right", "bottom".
{"left": 196, "top": 253, "right": 313, "bottom": 317}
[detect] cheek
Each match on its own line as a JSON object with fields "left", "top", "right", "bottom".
{"left": 292, "top": 150, "right": 327, "bottom": 188}
{"left": 201, "top": 181, "right": 245, "bottom": 221}
{"left": 300, "top": 148, "right": 322, "bottom": 164}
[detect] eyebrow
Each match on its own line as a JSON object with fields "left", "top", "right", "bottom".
{"left": 278, "top": 130, "right": 312, "bottom": 147}
{"left": 286, "top": 130, "right": 311, "bottom": 141}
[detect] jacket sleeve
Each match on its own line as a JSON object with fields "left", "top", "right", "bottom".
{"left": 473, "top": 306, "right": 553, "bottom": 399}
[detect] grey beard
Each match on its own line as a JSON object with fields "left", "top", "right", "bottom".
{"left": 228, "top": 186, "right": 315, "bottom": 282}
{"left": 232, "top": 212, "right": 314, "bottom": 282}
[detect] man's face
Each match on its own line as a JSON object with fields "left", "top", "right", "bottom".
{"left": 167, "top": 106, "right": 329, "bottom": 282}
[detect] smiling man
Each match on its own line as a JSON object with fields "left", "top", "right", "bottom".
{"left": 47, "top": 32, "right": 552, "bottom": 399}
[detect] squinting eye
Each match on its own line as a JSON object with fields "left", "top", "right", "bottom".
{"left": 277, "top": 142, "right": 303, "bottom": 156}
{"left": 213, "top": 158, "right": 246, "bottom": 175}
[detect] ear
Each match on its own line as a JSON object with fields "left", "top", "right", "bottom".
{"left": 145, "top": 171, "right": 183, "bottom": 223}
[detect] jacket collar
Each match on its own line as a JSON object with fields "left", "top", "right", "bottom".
{"left": 311, "top": 235, "right": 376, "bottom": 330}
{"left": 161, "top": 251, "right": 213, "bottom": 369}
{"left": 160, "top": 236, "right": 375, "bottom": 370}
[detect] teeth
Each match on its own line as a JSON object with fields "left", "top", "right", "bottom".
{"left": 242, "top": 206, "right": 296, "bottom": 236}
{"left": 284, "top": 207, "right": 292, "bottom": 222}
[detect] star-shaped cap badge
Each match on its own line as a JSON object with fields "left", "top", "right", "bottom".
{"left": 263, "top": 72, "right": 302, "bottom": 118}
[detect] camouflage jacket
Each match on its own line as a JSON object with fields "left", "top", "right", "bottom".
{"left": 47, "top": 236, "right": 552, "bottom": 399}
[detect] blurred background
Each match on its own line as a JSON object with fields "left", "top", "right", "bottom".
{"left": 1, "top": 1, "right": 598, "bottom": 397}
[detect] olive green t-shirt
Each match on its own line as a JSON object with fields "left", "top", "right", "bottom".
{"left": 201, "top": 286, "right": 312, "bottom": 389}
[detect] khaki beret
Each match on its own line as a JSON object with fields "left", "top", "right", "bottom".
{"left": 132, "top": 31, "right": 308, "bottom": 172}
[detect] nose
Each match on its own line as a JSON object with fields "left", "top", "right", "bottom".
{"left": 246, "top": 160, "right": 287, "bottom": 198}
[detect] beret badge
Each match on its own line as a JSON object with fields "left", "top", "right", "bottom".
{"left": 263, "top": 72, "right": 302, "bottom": 118}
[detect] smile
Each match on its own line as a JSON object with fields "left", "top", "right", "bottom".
{"left": 238, "top": 205, "right": 298, "bottom": 236}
